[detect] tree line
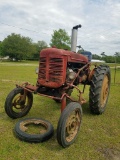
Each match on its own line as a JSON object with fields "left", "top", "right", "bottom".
{"left": 0, "top": 29, "right": 119, "bottom": 63}
{"left": 0, "top": 29, "right": 71, "bottom": 61}
{"left": 91, "top": 52, "right": 120, "bottom": 63}
{"left": 0, "top": 33, "right": 47, "bottom": 61}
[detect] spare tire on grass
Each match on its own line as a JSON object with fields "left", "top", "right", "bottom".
{"left": 14, "top": 118, "right": 54, "bottom": 143}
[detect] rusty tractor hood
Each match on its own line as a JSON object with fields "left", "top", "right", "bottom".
{"left": 40, "top": 48, "right": 88, "bottom": 64}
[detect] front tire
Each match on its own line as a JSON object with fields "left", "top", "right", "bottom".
{"left": 57, "top": 102, "right": 82, "bottom": 148}
{"left": 5, "top": 87, "right": 33, "bottom": 119}
{"left": 89, "top": 65, "right": 111, "bottom": 114}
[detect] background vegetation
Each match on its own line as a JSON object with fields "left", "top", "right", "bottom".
{"left": 0, "top": 29, "right": 70, "bottom": 61}
{"left": 0, "top": 34, "right": 48, "bottom": 61}
{"left": 50, "top": 29, "right": 71, "bottom": 50}
{"left": 0, "top": 29, "right": 120, "bottom": 63}
{"left": 0, "top": 61, "right": 120, "bottom": 160}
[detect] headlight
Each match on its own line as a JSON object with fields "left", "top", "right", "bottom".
{"left": 67, "top": 68, "right": 76, "bottom": 80}
{"left": 69, "top": 72, "right": 76, "bottom": 80}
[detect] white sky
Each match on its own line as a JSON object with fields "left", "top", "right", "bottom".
{"left": 0, "top": 0, "right": 120, "bottom": 55}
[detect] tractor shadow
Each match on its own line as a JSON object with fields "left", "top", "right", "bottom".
{"left": 81, "top": 102, "right": 92, "bottom": 116}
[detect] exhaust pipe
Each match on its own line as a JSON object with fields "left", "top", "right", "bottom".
{"left": 71, "top": 24, "right": 82, "bottom": 52}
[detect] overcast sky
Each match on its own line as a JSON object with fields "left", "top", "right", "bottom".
{"left": 0, "top": 0, "right": 120, "bottom": 55}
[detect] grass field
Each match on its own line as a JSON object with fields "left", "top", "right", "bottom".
{"left": 0, "top": 61, "right": 120, "bottom": 160}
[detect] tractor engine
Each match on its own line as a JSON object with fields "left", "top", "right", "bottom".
{"left": 37, "top": 47, "right": 89, "bottom": 88}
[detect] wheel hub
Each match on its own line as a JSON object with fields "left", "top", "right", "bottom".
{"left": 101, "top": 75, "right": 109, "bottom": 108}
{"left": 66, "top": 109, "right": 80, "bottom": 142}
{"left": 12, "top": 95, "right": 26, "bottom": 109}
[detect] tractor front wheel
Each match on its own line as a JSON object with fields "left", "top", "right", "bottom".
{"left": 89, "top": 65, "right": 111, "bottom": 114}
{"left": 57, "top": 102, "right": 82, "bottom": 148}
{"left": 5, "top": 87, "right": 33, "bottom": 119}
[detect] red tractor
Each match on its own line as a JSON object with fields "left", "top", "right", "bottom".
{"left": 5, "top": 25, "right": 111, "bottom": 147}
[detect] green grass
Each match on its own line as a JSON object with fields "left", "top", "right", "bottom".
{"left": 0, "top": 61, "right": 120, "bottom": 160}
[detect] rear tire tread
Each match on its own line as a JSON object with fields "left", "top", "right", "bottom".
{"left": 89, "top": 65, "right": 111, "bottom": 114}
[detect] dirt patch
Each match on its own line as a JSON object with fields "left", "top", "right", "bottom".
{"left": 0, "top": 62, "right": 38, "bottom": 66}
{"left": 110, "top": 66, "right": 120, "bottom": 69}
{"left": 1, "top": 79, "right": 23, "bottom": 84}
{"left": 98, "top": 147, "right": 120, "bottom": 160}
{"left": 1, "top": 79, "right": 15, "bottom": 82}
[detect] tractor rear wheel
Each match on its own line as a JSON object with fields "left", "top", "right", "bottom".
{"left": 89, "top": 65, "right": 111, "bottom": 114}
{"left": 57, "top": 102, "right": 82, "bottom": 148}
{"left": 5, "top": 87, "right": 33, "bottom": 119}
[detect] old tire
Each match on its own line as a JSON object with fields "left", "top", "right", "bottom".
{"left": 89, "top": 65, "right": 111, "bottom": 114}
{"left": 57, "top": 102, "right": 82, "bottom": 148}
{"left": 14, "top": 118, "right": 54, "bottom": 143}
{"left": 5, "top": 87, "right": 33, "bottom": 119}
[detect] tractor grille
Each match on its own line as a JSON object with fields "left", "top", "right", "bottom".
{"left": 39, "top": 57, "right": 46, "bottom": 79}
{"left": 39, "top": 57, "right": 63, "bottom": 83}
{"left": 49, "top": 58, "right": 63, "bottom": 82}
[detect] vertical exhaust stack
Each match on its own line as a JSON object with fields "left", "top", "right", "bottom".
{"left": 71, "top": 24, "right": 82, "bottom": 52}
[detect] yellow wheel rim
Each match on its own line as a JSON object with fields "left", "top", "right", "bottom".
{"left": 100, "top": 75, "right": 109, "bottom": 108}
{"left": 65, "top": 109, "right": 81, "bottom": 142}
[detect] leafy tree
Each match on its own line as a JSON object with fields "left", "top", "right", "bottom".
{"left": 114, "top": 52, "right": 120, "bottom": 63}
{"left": 92, "top": 54, "right": 101, "bottom": 60}
{"left": 32, "top": 41, "right": 48, "bottom": 60}
{"left": 2, "top": 33, "right": 36, "bottom": 60}
{"left": 115, "top": 52, "right": 120, "bottom": 57}
{"left": 100, "top": 52, "right": 106, "bottom": 60}
{"left": 101, "top": 52, "right": 106, "bottom": 56}
{"left": 103, "top": 56, "right": 114, "bottom": 63}
{"left": 0, "top": 41, "right": 3, "bottom": 57}
{"left": 50, "top": 29, "right": 71, "bottom": 50}
{"left": 37, "top": 41, "right": 47, "bottom": 50}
